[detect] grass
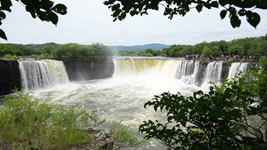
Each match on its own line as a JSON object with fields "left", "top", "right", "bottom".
{"left": 0, "top": 91, "right": 105, "bottom": 149}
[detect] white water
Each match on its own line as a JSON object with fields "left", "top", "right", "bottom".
{"left": 181, "top": 60, "right": 200, "bottom": 85}
{"left": 19, "top": 59, "right": 69, "bottom": 91}
{"left": 227, "top": 62, "right": 249, "bottom": 80}
{"left": 27, "top": 58, "right": 247, "bottom": 149}
{"left": 201, "top": 61, "right": 223, "bottom": 89}
{"left": 30, "top": 58, "right": 200, "bottom": 149}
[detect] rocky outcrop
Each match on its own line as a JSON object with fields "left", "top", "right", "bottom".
{"left": 62, "top": 57, "right": 114, "bottom": 81}
{"left": 0, "top": 60, "right": 21, "bottom": 95}
{"left": 71, "top": 129, "right": 114, "bottom": 150}
{"left": 0, "top": 58, "right": 114, "bottom": 95}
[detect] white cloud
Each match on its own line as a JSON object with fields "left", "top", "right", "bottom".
{"left": 0, "top": 0, "right": 266, "bottom": 46}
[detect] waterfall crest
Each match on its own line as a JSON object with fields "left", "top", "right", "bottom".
{"left": 227, "top": 62, "right": 249, "bottom": 80}
{"left": 201, "top": 61, "right": 223, "bottom": 88}
{"left": 113, "top": 58, "right": 203, "bottom": 85}
{"left": 19, "top": 59, "right": 69, "bottom": 91}
{"left": 112, "top": 58, "right": 251, "bottom": 89}
{"left": 181, "top": 61, "right": 202, "bottom": 86}
{"left": 113, "top": 58, "right": 181, "bottom": 78}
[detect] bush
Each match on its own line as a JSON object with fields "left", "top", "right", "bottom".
{"left": 109, "top": 121, "right": 145, "bottom": 149}
{"left": 139, "top": 67, "right": 267, "bottom": 150}
{"left": 0, "top": 91, "right": 105, "bottom": 149}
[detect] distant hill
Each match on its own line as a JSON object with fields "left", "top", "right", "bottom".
{"left": 108, "top": 43, "right": 170, "bottom": 51}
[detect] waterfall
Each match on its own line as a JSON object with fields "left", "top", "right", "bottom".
{"left": 227, "top": 62, "right": 249, "bottom": 80}
{"left": 113, "top": 58, "right": 183, "bottom": 79}
{"left": 201, "top": 61, "right": 223, "bottom": 88}
{"left": 176, "top": 60, "right": 195, "bottom": 79}
{"left": 181, "top": 61, "right": 201, "bottom": 85}
{"left": 113, "top": 58, "right": 251, "bottom": 89}
{"left": 19, "top": 59, "right": 69, "bottom": 91}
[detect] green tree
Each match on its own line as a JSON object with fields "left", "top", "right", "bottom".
{"left": 0, "top": 0, "right": 67, "bottom": 40}
{"left": 217, "top": 40, "right": 229, "bottom": 55}
{"left": 258, "top": 57, "right": 267, "bottom": 70}
{"left": 104, "top": 0, "right": 266, "bottom": 28}
{"left": 139, "top": 68, "right": 267, "bottom": 149}
{"left": 228, "top": 43, "right": 242, "bottom": 55}
{"left": 90, "top": 43, "right": 113, "bottom": 57}
{"left": 201, "top": 46, "right": 214, "bottom": 56}
{"left": 182, "top": 46, "right": 194, "bottom": 56}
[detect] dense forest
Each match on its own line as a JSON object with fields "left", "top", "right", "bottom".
{"left": 1, "top": 35, "right": 267, "bottom": 61}
{"left": 117, "top": 35, "right": 267, "bottom": 59}
{"left": 0, "top": 43, "right": 113, "bottom": 60}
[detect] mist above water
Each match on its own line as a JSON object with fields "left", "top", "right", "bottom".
{"left": 29, "top": 57, "right": 248, "bottom": 149}
{"left": 33, "top": 58, "right": 200, "bottom": 127}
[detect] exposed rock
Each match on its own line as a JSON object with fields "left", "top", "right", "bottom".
{"left": 62, "top": 57, "right": 114, "bottom": 81}
{"left": 0, "top": 60, "right": 21, "bottom": 95}
{"left": 0, "top": 58, "right": 114, "bottom": 95}
{"left": 72, "top": 129, "right": 114, "bottom": 150}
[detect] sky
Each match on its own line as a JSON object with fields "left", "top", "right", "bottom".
{"left": 0, "top": 0, "right": 267, "bottom": 46}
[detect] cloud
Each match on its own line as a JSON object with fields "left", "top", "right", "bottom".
{"left": 1, "top": 0, "right": 267, "bottom": 45}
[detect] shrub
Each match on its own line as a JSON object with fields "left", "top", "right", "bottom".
{"left": 0, "top": 91, "right": 105, "bottom": 149}
{"left": 109, "top": 121, "right": 145, "bottom": 149}
{"left": 139, "top": 67, "right": 267, "bottom": 150}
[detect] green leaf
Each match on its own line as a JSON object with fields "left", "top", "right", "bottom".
{"left": 164, "top": 8, "right": 172, "bottom": 16}
{"left": 52, "top": 4, "right": 67, "bottom": 15}
{"left": 0, "top": 11, "right": 6, "bottom": 20}
{"left": 230, "top": 15, "right": 241, "bottom": 28}
{"left": 112, "top": 9, "right": 121, "bottom": 17}
{"left": 0, "top": 29, "right": 7, "bottom": 40}
{"left": 130, "top": 10, "right": 138, "bottom": 16}
{"left": 246, "top": 12, "right": 260, "bottom": 28}
{"left": 256, "top": 1, "right": 267, "bottom": 9}
{"left": 48, "top": 12, "right": 58, "bottom": 25}
{"left": 220, "top": 10, "right": 227, "bottom": 19}
{"left": 218, "top": 0, "right": 229, "bottom": 6}
{"left": 37, "top": 11, "right": 48, "bottom": 21}
{"left": 196, "top": 4, "right": 203, "bottom": 13}
{"left": 211, "top": 1, "right": 219, "bottom": 8}
{"left": 238, "top": 9, "right": 246, "bottom": 16}
{"left": 0, "top": 0, "right": 12, "bottom": 12}
{"left": 111, "top": 4, "right": 120, "bottom": 11}
{"left": 103, "top": 0, "right": 114, "bottom": 6}
{"left": 203, "top": 2, "right": 211, "bottom": 9}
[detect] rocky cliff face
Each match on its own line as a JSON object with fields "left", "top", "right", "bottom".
{"left": 0, "top": 60, "right": 21, "bottom": 95}
{"left": 0, "top": 58, "right": 114, "bottom": 95}
{"left": 62, "top": 57, "right": 114, "bottom": 81}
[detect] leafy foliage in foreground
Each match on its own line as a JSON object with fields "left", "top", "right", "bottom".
{"left": 0, "top": 91, "right": 105, "bottom": 149}
{"left": 0, "top": 0, "right": 67, "bottom": 40}
{"left": 104, "top": 0, "right": 266, "bottom": 28}
{"left": 139, "top": 67, "right": 267, "bottom": 150}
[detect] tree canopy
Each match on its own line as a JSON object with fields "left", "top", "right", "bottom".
{"left": 0, "top": 42, "right": 113, "bottom": 60}
{"left": 115, "top": 35, "right": 267, "bottom": 58}
{"left": 104, "top": 0, "right": 267, "bottom": 28}
{"left": 0, "top": 0, "right": 67, "bottom": 40}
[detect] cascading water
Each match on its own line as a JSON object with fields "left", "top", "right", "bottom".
{"left": 19, "top": 59, "right": 69, "bottom": 91}
{"left": 176, "top": 60, "right": 194, "bottom": 79}
{"left": 227, "top": 62, "right": 249, "bottom": 80}
{"left": 30, "top": 57, "right": 250, "bottom": 150}
{"left": 31, "top": 57, "right": 201, "bottom": 149}
{"left": 201, "top": 61, "right": 223, "bottom": 88}
{"left": 179, "top": 60, "right": 202, "bottom": 86}
{"left": 113, "top": 58, "right": 182, "bottom": 79}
